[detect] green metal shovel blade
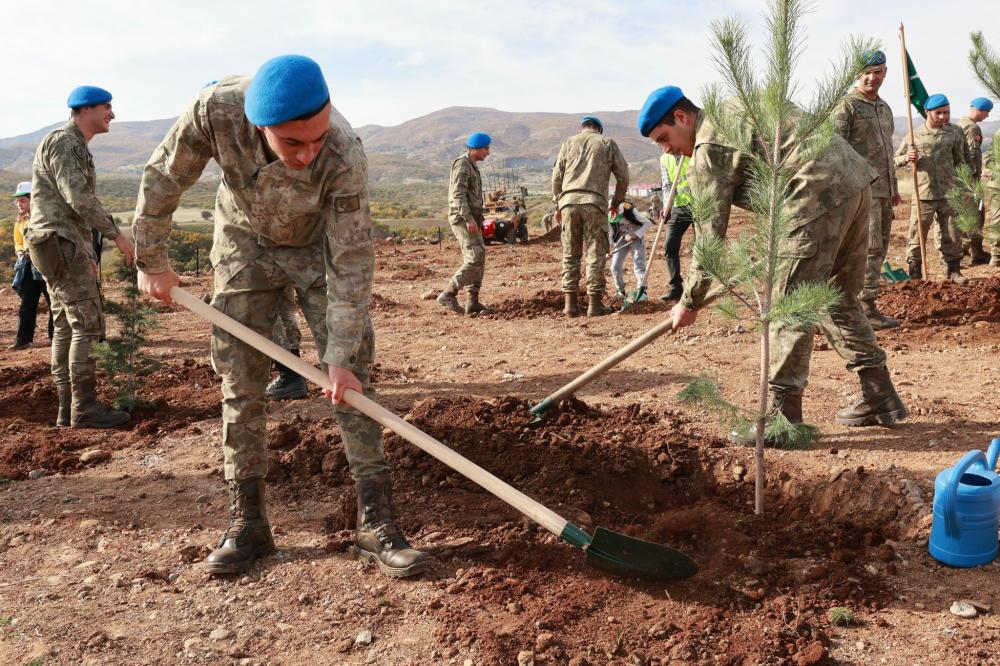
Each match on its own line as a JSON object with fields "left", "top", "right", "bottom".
{"left": 621, "top": 286, "right": 648, "bottom": 312}
{"left": 881, "top": 260, "right": 909, "bottom": 283}
{"left": 560, "top": 523, "right": 698, "bottom": 580}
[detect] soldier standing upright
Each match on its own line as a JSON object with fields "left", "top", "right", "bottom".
{"left": 638, "top": 85, "right": 907, "bottom": 442}
{"left": 551, "top": 115, "right": 629, "bottom": 316}
{"left": 895, "top": 94, "right": 972, "bottom": 283}
{"left": 832, "top": 49, "right": 901, "bottom": 330}
{"left": 26, "top": 85, "right": 135, "bottom": 428}
{"left": 134, "top": 55, "right": 427, "bottom": 577}
{"left": 956, "top": 97, "right": 993, "bottom": 265}
{"left": 985, "top": 134, "right": 1000, "bottom": 267}
{"left": 437, "top": 132, "right": 492, "bottom": 315}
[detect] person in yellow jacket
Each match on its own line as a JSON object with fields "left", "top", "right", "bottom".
{"left": 659, "top": 152, "right": 692, "bottom": 301}
{"left": 8, "top": 182, "right": 53, "bottom": 350}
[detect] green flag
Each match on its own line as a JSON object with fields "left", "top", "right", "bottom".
{"left": 906, "top": 50, "right": 929, "bottom": 118}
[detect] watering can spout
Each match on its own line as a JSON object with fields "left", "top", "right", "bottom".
{"left": 988, "top": 437, "right": 1000, "bottom": 471}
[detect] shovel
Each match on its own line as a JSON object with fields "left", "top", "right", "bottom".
{"left": 622, "top": 155, "right": 687, "bottom": 312}
{"left": 881, "top": 260, "right": 909, "bottom": 283}
{"left": 530, "top": 282, "right": 725, "bottom": 420}
{"left": 170, "top": 287, "right": 698, "bottom": 581}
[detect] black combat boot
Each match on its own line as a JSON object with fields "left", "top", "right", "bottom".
{"left": 205, "top": 478, "right": 276, "bottom": 575}
{"left": 70, "top": 377, "right": 129, "bottom": 428}
{"left": 265, "top": 349, "right": 308, "bottom": 400}
{"left": 55, "top": 382, "right": 71, "bottom": 427}
{"left": 563, "top": 292, "right": 580, "bottom": 317}
{"left": 862, "top": 299, "right": 900, "bottom": 330}
{"left": 946, "top": 260, "right": 967, "bottom": 285}
{"left": 835, "top": 366, "right": 908, "bottom": 427}
{"left": 465, "top": 290, "right": 493, "bottom": 315}
{"left": 729, "top": 392, "right": 803, "bottom": 446}
{"left": 586, "top": 294, "right": 612, "bottom": 317}
{"left": 970, "top": 239, "right": 991, "bottom": 266}
{"left": 436, "top": 285, "right": 464, "bottom": 314}
{"left": 352, "top": 473, "right": 429, "bottom": 578}
{"left": 907, "top": 258, "right": 922, "bottom": 280}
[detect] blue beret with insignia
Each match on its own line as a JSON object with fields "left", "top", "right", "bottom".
{"left": 925, "top": 94, "right": 949, "bottom": 111}
{"left": 466, "top": 132, "right": 491, "bottom": 149}
{"left": 66, "top": 86, "right": 112, "bottom": 109}
{"left": 638, "top": 86, "right": 684, "bottom": 137}
{"left": 581, "top": 115, "right": 603, "bottom": 131}
{"left": 862, "top": 49, "right": 886, "bottom": 67}
{"left": 971, "top": 97, "right": 994, "bottom": 111}
{"left": 245, "top": 55, "right": 330, "bottom": 126}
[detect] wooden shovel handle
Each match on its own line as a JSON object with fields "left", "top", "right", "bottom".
{"left": 170, "top": 287, "right": 570, "bottom": 536}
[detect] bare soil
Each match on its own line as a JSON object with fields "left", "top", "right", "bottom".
{"left": 1, "top": 210, "right": 1000, "bottom": 665}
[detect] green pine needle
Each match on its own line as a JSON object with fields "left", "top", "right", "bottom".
{"left": 765, "top": 281, "right": 842, "bottom": 328}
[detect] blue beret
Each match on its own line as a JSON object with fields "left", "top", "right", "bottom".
{"left": 925, "top": 94, "right": 949, "bottom": 111}
{"left": 638, "top": 86, "right": 684, "bottom": 137}
{"left": 971, "top": 97, "right": 994, "bottom": 111}
{"left": 245, "top": 55, "right": 330, "bottom": 126}
{"left": 466, "top": 132, "right": 491, "bottom": 149}
{"left": 862, "top": 49, "right": 886, "bottom": 67}
{"left": 66, "top": 86, "right": 112, "bottom": 109}
{"left": 581, "top": 115, "right": 603, "bottom": 131}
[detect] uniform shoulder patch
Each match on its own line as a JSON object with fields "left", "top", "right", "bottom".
{"left": 335, "top": 194, "right": 361, "bottom": 214}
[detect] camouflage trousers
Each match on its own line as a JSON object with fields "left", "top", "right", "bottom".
{"left": 860, "top": 197, "right": 894, "bottom": 302}
{"left": 211, "top": 252, "right": 386, "bottom": 481}
{"left": 447, "top": 219, "right": 486, "bottom": 293}
{"left": 272, "top": 285, "right": 303, "bottom": 351}
{"left": 987, "top": 188, "right": 1000, "bottom": 260}
{"left": 26, "top": 235, "right": 104, "bottom": 388}
{"left": 905, "top": 198, "right": 963, "bottom": 264}
{"left": 560, "top": 204, "right": 609, "bottom": 296}
{"left": 770, "top": 187, "right": 888, "bottom": 397}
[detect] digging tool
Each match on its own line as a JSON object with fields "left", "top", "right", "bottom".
{"left": 530, "top": 283, "right": 726, "bottom": 419}
{"left": 881, "top": 260, "right": 909, "bottom": 283}
{"left": 170, "top": 286, "right": 698, "bottom": 581}
{"left": 622, "top": 156, "right": 687, "bottom": 312}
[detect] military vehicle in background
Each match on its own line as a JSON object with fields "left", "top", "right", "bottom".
{"left": 481, "top": 185, "right": 529, "bottom": 244}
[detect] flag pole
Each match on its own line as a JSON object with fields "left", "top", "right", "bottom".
{"left": 899, "top": 23, "right": 930, "bottom": 279}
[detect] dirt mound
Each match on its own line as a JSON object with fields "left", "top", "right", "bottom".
{"left": 370, "top": 293, "right": 403, "bottom": 311}
{"left": 374, "top": 395, "right": 900, "bottom": 664}
{"left": 482, "top": 290, "right": 588, "bottom": 319}
{"left": 618, "top": 297, "right": 672, "bottom": 315}
{"left": 879, "top": 277, "right": 1000, "bottom": 327}
{"left": 0, "top": 360, "right": 219, "bottom": 480}
{"left": 524, "top": 225, "right": 561, "bottom": 244}
{"left": 265, "top": 414, "right": 348, "bottom": 487}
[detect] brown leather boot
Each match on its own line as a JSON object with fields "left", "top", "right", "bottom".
{"left": 563, "top": 292, "right": 580, "bottom": 317}
{"left": 205, "top": 478, "right": 276, "bottom": 575}
{"left": 352, "top": 473, "right": 428, "bottom": 578}
{"left": 436, "top": 285, "right": 464, "bottom": 314}
{"left": 946, "top": 260, "right": 967, "bottom": 285}
{"left": 56, "top": 382, "right": 71, "bottom": 427}
{"left": 730, "top": 392, "right": 803, "bottom": 446}
{"left": 835, "top": 366, "right": 908, "bottom": 427}
{"left": 862, "top": 299, "right": 900, "bottom": 330}
{"left": 586, "top": 294, "right": 612, "bottom": 317}
{"left": 70, "top": 377, "right": 129, "bottom": 428}
{"left": 465, "top": 290, "right": 492, "bottom": 315}
{"left": 970, "top": 239, "right": 991, "bottom": 266}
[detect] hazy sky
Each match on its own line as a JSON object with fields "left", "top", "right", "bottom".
{"left": 2, "top": 0, "right": 998, "bottom": 137}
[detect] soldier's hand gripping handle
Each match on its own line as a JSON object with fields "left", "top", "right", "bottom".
{"left": 138, "top": 268, "right": 181, "bottom": 305}
{"left": 114, "top": 234, "right": 136, "bottom": 266}
{"left": 324, "top": 366, "right": 364, "bottom": 405}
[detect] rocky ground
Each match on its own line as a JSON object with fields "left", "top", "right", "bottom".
{"left": 1, "top": 212, "right": 1000, "bottom": 665}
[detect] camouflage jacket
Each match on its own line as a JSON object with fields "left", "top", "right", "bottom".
{"left": 984, "top": 145, "right": 999, "bottom": 194}
{"left": 133, "top": 76, "right": 373, "bottom": 369}
{"left": 894, "top": 123, "right": 970, "bottom": 200}
{"left": 26, "top": 121, "right": 120, "bottom": 257}
{"left": 832, "top": 91, "right": 898, "bottom": 199}
{"left": 448, "top": 155, "right": 483, "bottom": 225}
{"left": 955, "top": 117, "right": 984, "bottom": 178}
{"left": 681, "top": 109, "right": 876, "bottom": 309}
{"left": 551, "top": 129, "right": 629, "bottom": 210}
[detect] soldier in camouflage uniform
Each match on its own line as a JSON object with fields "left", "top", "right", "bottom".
{"left": 985, "top": 142, "right": 1000, "bottom": 266}
{"left": 551, "top": 115, "right": 629, "bottom": 316}
{"left": 895, "top": 94, "right": 972, "bottom": 283}
{"left": 956, "top": 97, "right": 993, "bottom": 264}
{"left": 265, "top": 285, "right": 308, "bottom": 400}
{"left": 134, "top": 56, "right": 427, "bottom": 578}
{"left": 638, "top": 85, "right": 907, "bottom": 441}
{"left": 25, "top": 85, "right": 135, "bottom": 429}
{"left": 437, "top": 132, "right": 492, "bottom": 315}
{"left": 832, "top": 50, "right": 902, "bottom": 330}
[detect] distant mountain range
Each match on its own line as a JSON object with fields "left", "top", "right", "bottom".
{"left": 1, "top": 107, "right": 996, "bottom": 186}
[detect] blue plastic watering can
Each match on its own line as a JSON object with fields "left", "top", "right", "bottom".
{"left": 928, "top": 438, "right": 1000, "bottom": 567}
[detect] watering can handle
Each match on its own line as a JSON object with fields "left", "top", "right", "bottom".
{"left": 943, "top": 450, "right": 989, "bottom": 539}
{"left": 988, "top": 437, "right": 1000, "bottom": 471}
